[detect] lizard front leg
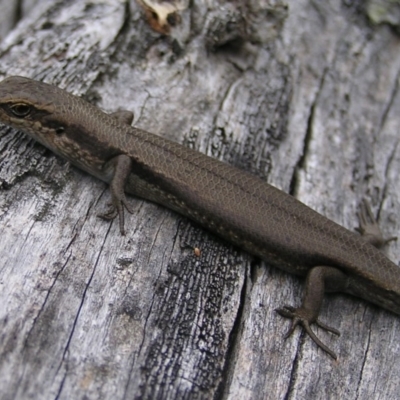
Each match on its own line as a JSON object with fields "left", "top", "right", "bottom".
{"left": 97, "top": 110, "right": 135, "bottom": 234}
{"left": 98, "top": 154, "right": 134, "bottom": 235}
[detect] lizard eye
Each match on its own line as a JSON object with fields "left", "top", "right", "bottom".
{"left": 10, "top": 103, "right": 31, "bottom": 118}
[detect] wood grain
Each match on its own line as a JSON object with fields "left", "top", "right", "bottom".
{"left": 0, "top": 1, "right": 400, "bottom": 399}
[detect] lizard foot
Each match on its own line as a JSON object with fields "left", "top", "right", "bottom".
{"left": 98, "top": 205, "right": 118, "bottom": 220}
{"left": 356, "top": 199, "right": 397, "bottom": 248}
{"left": 276, "top": 305, "right": 340, "bottom": 360}
{"left": 97, "top": 195, "right": 134, "bottom": 235}
{"left": 97, "top": 154, "right": 134, "bottom": 235}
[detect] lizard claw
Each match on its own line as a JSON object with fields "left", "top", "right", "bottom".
{"left": 356, "top": 199, "right": 397, "bottom": 248}
{"left": 97, "top": 194, "right": 134, "bottom": 235}
{"left": 276, "top": 305, "right": 339, "bottom": 360}
{"left": 98, "top": 206, "right": 118, "bottom": 221}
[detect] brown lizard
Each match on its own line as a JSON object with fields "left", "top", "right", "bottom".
{"left": 0, "top": 75, "right": 398, "bottom": 359}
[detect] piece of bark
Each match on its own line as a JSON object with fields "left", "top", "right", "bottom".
{"left": 1, "top": 1, "right": 400, "bottom": 399}
{"left": 0, "top": 0, "right": 43, "bottom": 42}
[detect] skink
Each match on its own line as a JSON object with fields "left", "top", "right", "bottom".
{"left": 0, "top": 75, "right": 399, "bottom": 359}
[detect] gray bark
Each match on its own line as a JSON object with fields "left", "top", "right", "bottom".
{"left": 0, "top": 0, "right": 42, "bottom": 41}
{"left": 0, "top": 0, "right": 400, "bottom": 399}
{"left": 0, "top": 1, "right": 19, "bottom": 41}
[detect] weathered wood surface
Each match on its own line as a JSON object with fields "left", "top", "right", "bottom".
{"left": 1, "top": 1, "right": 400, "bottom": 399}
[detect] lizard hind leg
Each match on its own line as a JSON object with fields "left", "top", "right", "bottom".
{"left": 356, "top": 199, "right": 397, "bottom": 248}
{"left": 276, "top": 266, "right": 348, "bottom": 360}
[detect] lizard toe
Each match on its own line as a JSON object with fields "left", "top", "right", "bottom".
{"left": 276, "top": 305, "right": 339, "bottom": 360}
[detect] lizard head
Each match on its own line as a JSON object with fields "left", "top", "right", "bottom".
{"left": 0, "top": 76, "right": 82, "bottom": 152}
{"left": 0, "top": 76, "right": 120, "bottom": 173}
{"left": 0, "top": 75, "right": 57, "bottom": 115}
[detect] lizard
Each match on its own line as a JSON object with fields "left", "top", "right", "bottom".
{"left": 0, "top": 75, "right": 398, "bottom": 360}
